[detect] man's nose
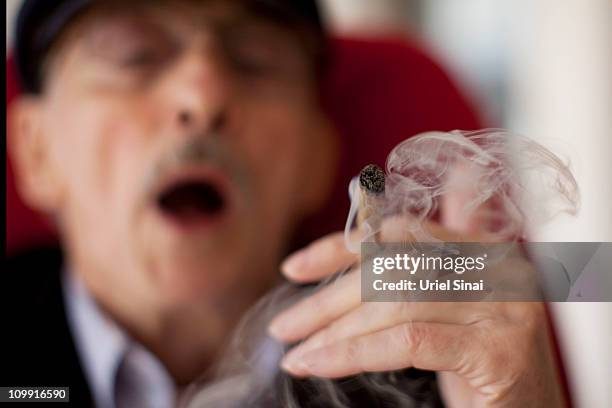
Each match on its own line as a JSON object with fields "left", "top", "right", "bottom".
{"left": 158, "top": 47, "right": 231, "bottom": 135}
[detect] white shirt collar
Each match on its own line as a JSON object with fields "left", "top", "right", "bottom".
{"left": 62, "top": 270, "right": 176, "bottom": 408}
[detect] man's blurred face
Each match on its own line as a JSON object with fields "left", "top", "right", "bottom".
{"left": 12, "top": 1, "right": 336, "bottom": 318}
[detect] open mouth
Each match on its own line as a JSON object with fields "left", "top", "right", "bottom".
{"left": 156, "top": 178, "right": 228, "bottom": 225}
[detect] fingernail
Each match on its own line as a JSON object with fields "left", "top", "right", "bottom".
{"left": 268, "top": 317, "right": 287, "bottom": 340}
{"left": 269, "top": 310, "right": 301, "bottom": 341}
{"left": 281, "top": 348, "right": 311, "bottom": 376}
{"left": 281, "top": 249, "right": 309, "bottom": 277}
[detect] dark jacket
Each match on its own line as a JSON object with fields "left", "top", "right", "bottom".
{"left": 2, "top": 247, "right": 93, "bottom": 407}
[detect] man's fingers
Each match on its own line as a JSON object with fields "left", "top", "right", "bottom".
{"left": 281, "top": 230, "right": 360, "bottom": 283}
{"left": 291, "top": 301, "right": 487, "bottom": 355}
{"left": 281, "top": 321, "right": 476, "bottom": 378}
{"left": 268, "top": 270, "right": 361, "bottom": 342}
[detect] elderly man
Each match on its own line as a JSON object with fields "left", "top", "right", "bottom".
{"left": 5, "top": 0, "right": 567, "bottom": 407}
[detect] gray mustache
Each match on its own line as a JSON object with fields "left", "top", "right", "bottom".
{"left": 144, "top": 134, "right": 252, "bottom": 201}
{"left": 172, "top": 136, "right": 229, "bottom": 166}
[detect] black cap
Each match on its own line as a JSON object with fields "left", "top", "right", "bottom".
{"left": 14, "top": 0, "right": 325, "bottom": 94}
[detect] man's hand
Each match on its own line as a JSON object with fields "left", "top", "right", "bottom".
{"left": 268, "top": 184, "right": 568, "bottom": 407}
{"left": 268, "top": 228, "right": 567, "bottom": 407}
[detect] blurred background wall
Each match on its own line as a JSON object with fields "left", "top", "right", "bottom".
{"left": 6, "top": 0, "right": 611, "bottom": 406}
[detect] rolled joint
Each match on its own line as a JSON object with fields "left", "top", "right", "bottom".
{"left": 358, "top": 164, "right": 386, "bottom": 238}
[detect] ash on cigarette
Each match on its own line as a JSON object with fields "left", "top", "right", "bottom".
{"left": 359, "top": 164, "right": 386, "bottom": 194}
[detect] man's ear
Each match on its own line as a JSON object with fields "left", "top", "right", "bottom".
{"left": 8, "top": 96, "right": 64, "bottom": 213}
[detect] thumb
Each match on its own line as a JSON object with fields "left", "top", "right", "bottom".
{"left": 440, "top": 160, "right": 490, "bottom": 235}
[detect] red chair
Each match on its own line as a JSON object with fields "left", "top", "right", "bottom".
{"left": 299, "top": 37, "right": 481, "bottom": 243}
{"left": 5, "top": 36, "right": 481, "bottom": 255}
